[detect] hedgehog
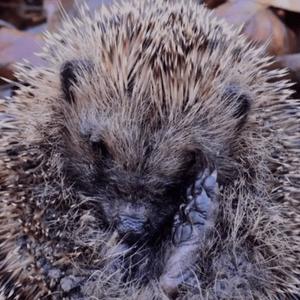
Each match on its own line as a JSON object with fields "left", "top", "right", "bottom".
{"left": 0, "top": 0, "right": 299, "bottom": 299}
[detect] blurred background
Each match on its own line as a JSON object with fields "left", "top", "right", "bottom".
{"left": 0, "top": 0, "right": 300, "bottom": 98}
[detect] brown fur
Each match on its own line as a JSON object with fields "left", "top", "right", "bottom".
{"left": 0, "top": 0, "right": 299, "bottom": 299}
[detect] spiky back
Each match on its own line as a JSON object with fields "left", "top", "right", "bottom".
{"left": 8, "top": 1, "right": 293, "bottom": 179}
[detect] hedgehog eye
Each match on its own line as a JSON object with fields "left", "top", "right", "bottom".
{"left": 186, "top": 151, "right": 197, "bottom": 168}
{"left": 90, "top": 141, "right": 101, "bottom": 152}
{"left": 90, "top": 140, "right": 110, "bottom": 158}
{"left": 60, "top": 59, "right": 93, "bottom": 103}
{"left": 184, "top": 150, "right": 206, "bottom": 174}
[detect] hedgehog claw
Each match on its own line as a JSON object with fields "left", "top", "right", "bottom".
{"left": 160, "top": 169, "right": 219, "bottom": 298}
{"left": 173, "top": 223, "right": 193, "bottom": 245}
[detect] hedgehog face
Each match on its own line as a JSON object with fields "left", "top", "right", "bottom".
{"left": 57, "top": 51, "right": 251, "bottom": 244}
{"left": 62, "top": 126, "right": 200, "bottom": 245}
{"left": 57, "top": 60, "right": 208, "bottom": 245}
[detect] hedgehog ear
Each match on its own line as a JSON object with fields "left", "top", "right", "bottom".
{"left": 60, "top": 59, "right": 93, "bottom": 103}
{"left": 222, "top": 85, "right": 251, "bottom": 127}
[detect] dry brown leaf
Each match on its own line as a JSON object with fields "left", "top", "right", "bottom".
{"left": 257, "top": 0, "right": 300, "bottom": 12}
{"left": 0, "top": 28, "right": 44, "bottom": 79}
{"left": 214, "top": 0, "right": 299, "bottom": 55}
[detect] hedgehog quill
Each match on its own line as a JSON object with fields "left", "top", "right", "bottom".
{"left": 0, "top": 0, "right": 299, "bottom": 299}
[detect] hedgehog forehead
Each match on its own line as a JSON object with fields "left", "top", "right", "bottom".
{"left": 75, "top": 110, "right": 197, "bottom": 174}
{"left": 59, "top": 61, "right": 249, "bottom": 173}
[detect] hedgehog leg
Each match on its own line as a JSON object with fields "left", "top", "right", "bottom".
{"left": 160, "top": 169, "right": 218, "bottom": 299}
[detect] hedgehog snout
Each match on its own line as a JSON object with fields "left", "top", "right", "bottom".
{"left": 116, "top": 214, "right": 149, "bottom": 244}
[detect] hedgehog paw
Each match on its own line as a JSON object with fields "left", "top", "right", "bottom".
{"left": 160, "top": 169, "right": 218, "bottom": 299}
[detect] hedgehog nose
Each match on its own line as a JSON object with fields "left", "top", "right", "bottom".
{"left": 116, "top": 214, "right": 145, "bottom": 243}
